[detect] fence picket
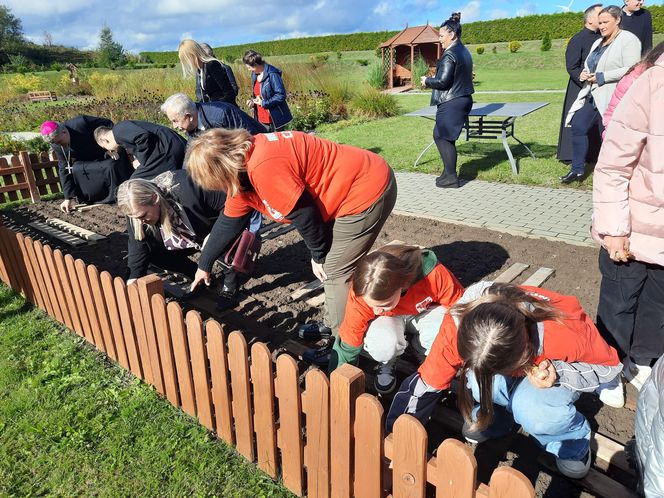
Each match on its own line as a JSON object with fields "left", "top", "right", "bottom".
{"left": 250, "top": 343, "right": 277, "bottom": 478}
{"left": 87, "top": 265, "right": 118, "bottom": 361}
{"left": 227, "top": 331, "right": 255, "bottom": 461}
{"left": 186, "top": 311, "right": 214, "bottom": 431}
{"left": 75, "top": 258, "right": 106, "bottom": 352}
{"left": 16, "top": 233, "right": 40, "bottom": 306}
{"left": 127, "top": 282, "right": 154, "bottom": 385}
{"left": 34, "top": 241, "right": 64, "bottom": 323}
{"left": 151, "top": 293, "right": 179, "bottom": 407}
{"left": 43, "top": 245, "right": 72, "bottom": 328}
{"left": 303, "top": 368, "right": 330, "bottom": 498}
{"left": 18, "top": 151, "right": 40, "bottom": 202}
{"left": 101, "top": 272, "right": 129, "bottom": 370}
{"left": 488, "top": 467, "right": 535, "bottom": 498}
{"left": 433, "top": 439, "right": 476, "bottom": 498}
{"left": 391, "top": 415, "right": 427, "bottom": 498}
{"left": 52, "top": 249, "right": 82, "bottom": 336}
{"left": 1, "top": 229, "right": 30, "bottom": 299}
{"left": 65, "top": 254, "right": 93, "bottom": 342}
{"left": 354, "top": 394, "right": 383, "bottom": 498}
{"left": 137, "top": 275, "right": 165, "bottom": 395}
{"left": 330, "top": 364, "right": 365, "bottom": 498}
{"left": 113, "top": 277, "right": 143, "bottom": 379}
{"left": 0, "top": 228, "right": 12, "bottom": 285}
{"left": 167, "top": 301, "right": 196, "bottom": 418}
{"left": 205, "top": 320, "right": 234, "bottom": 445}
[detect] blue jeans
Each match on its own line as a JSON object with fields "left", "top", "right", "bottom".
{"left": 465, "top": 371, "right": 590, "bottom": 461}
{"left": 570, "top": 99, "right": 603, "bottom": 175}
{"left": 249, "top": 211, "right": 262, "bottom": 233}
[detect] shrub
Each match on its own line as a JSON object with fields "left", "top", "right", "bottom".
{"left": 508, "top": 41, "right": 522, "bottom": 53}
{"left": 356, "top": 59, "right": 369, "bottom": 66}
{"left": 410, "top": 56, "right": 429, "bottom": 88}
{"left": 6, "top": 73, "right": 45, "bottom": 94}
{"left": 541, "top": 32, "right": 552, "bottom": 51}
{"left": 476, "top": 45, "right": 485, "bottom": 55}
{"left": 492, "top": 46, "right": 497, "bottom": 54}
{"left": 88, "top": 71, "right": 122, "bottom": 98}
{"left": 349, "top": 88, "right": 399, "bottom": 118}
{"left": 309, "top": 54, "right": 329, "bottom": 69}
{"left": 289, "top": 91, "right": 333, "bottom": 131}
{"left": 336, "top": 51, "right": 343, "bottom": 60}
{"left": 0, "top": 134, "right": 49, "bottom": 155}
{"left": 367, "top": 62, "right": 386, "bottom": 89}
{"left": 50, "top": 63, "right": 64, "bottom": 72}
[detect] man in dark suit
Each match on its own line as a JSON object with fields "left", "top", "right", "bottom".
{"left": 556, "top": 4, "right": 603, "bottom": 164}
{"left": 160, "top": 93, "right": 266, "bottom": 138}
{"left": 621, "top": 0, "right": 653, "bottom": 56}
{"left": 94, "top": 120, "right": 187, "bottom": 180}
{"left": 41, "top": 115, "right": 134, "bottom": 212}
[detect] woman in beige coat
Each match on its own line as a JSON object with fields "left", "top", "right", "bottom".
{"left": 561, "top": 5, "right": 641, "bottom": 184}
{"left": 592, "top": 54, "right": 664, "bottom": 408}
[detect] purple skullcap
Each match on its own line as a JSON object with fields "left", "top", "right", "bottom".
{"left": 40, "top": 120, "right": 59, "bottom": 136}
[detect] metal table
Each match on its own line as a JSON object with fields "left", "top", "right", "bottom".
{"left": 405, "top": 102, "right": 549, "bottom": 174}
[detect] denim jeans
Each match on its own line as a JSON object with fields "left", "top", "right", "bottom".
{"left": 465, "top": 371, "right": 590, "bottom": 461}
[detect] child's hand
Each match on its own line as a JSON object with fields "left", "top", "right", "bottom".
{"left": 527, "top": 359, "right": 557, "bottom": 388}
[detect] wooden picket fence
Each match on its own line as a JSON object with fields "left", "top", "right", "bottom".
{"left": 0, "top": 225, "right": 535, "bottom": 498}
{"left": 0, "top": 151, "right": 61, "bottom": 204}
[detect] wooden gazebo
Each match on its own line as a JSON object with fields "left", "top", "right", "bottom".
{"left": 380, "top": 25, "right": 441, "bottom": 89}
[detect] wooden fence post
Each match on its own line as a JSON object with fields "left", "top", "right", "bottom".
{"left": 101, "top": 272, "right": 130, "bottom": 371}
{"left": 34, "top": 241, "right": 64, "bottom": 323}
{"left": 227, "top": 331, "right": 255, "bottom": 461}
{"left": 433, "top": 439, "right": 477, "bottom": 498}
{"left": 76, "top": 258, "right": 106, "bottom": 352}
{"left": 488, "top": 467, "right": 535, "bottom": 498}
{"left": 330, "top": 364, "right": 365, "bottom": 498}
{"left": 186, "top": 310, "right": 214, "bottom": 431}
{"left": 87, "top": 265, "right": 117, "bottom": 361}
{"left": 1, "top": 228, "right": 31, "bottom": 299}
{"left": 16, "top": 233, "right": 39, "bottom": 306}
{"left": 303, "top": 368, "right": 330, "bottom": 498}
{"left": 43, "top": 244, "right": 72, "bottom": 328}
{"left": 18, "top": 150, "right": 41, "bottom": 202}
{"left": 114, "top": 277, "right": 143, "bottom": 379}
{"left": 151, "top": 293, "right": 179, "bottom": 407}
{"left": 127, "top": 282, "right": 154, "bottom": 385}
{"left": 354, "top": 394, "right": 384, "bottom": 498}
{"left": 206, "top": 320, "right": 234, "bottom": 445}
{"left": 167, "top": 301, "right": 196, "bottom": 418}
{"left": 392, "top": 415, "right": 427, "bottom": 498}
{"left": 53, "top": 249, "right": 83, "bottom": 336}
{"left": 137, "top": 275, "right": 165, "bottom": 395}
{"left": 18, "top": 235, "right": 45, "bottom": 310}
{"left": 65, "top": 254, "right": 92, "bottom": 342}
{"left": 275, "top": 354, "right": 304, "bottom": 496}
{"left": 250, "top": 342, "right": 277, "bottom": 478}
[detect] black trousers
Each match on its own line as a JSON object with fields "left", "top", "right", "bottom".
{"left": 596, "top": 248, "right": 664, "bottom": 365}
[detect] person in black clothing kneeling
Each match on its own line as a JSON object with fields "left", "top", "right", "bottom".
{"left": 117, "top": 170, "right": 243, "bottom": 309}
{"left": 421, "top": 12, "right": 474, "bottom": 189}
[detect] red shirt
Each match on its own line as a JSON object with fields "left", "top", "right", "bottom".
{"left": 418, "top": 286, "right": 621, "bottom": 390}
{"left": 254, "top": 78, "right": 271, "bottom": 124}
{"left": 224, "top": 131, "right": 391, "bottom": 223}
{"left": 339, "top": 261, "right": 464, "bottom": 348}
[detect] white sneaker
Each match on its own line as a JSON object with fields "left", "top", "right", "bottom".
{"left": 624, "top": 361, "right": 652, "bottom": 391}
{"left": 556, "top": 451, "right": 591, "bottom": 479}
{"left": 596, "top": 378, "right": 625, "bottom": 408}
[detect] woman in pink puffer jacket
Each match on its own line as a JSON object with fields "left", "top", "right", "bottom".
{"left": 591, "top": 50, "right": 664, "bottom": 407}
{"left": 602, "top": 42, "right": 664, "bottom": 137}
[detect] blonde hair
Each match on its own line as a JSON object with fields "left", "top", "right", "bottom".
{"left": 116, "top": 178, "right": 174, "bottom": 241}
{"left": 185, "top": 128, "right": 253, "bottom": 196}
{"left": 178, "top": 39, "right": 219, "bottom": 78}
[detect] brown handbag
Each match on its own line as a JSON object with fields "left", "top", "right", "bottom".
{"left": 223, "top": 229, "right": 261, "bottom": 274}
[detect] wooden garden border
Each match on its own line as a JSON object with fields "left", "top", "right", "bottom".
{"left": 0, "top": 226, "right": 535, "bottom": 498}
{"left": 0, "top": 151, "right": 61, "bottom": 204}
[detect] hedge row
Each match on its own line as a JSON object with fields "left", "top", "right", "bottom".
{"left": 141, "top": 5, "right": 663, "bottom": 63}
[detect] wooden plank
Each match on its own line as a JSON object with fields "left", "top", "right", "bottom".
{"left": 43, "top": 244, "right": 72, "bottom": 328}
{"left": 34, "top": 241, "right": 64, "bottom": 323}
{"left": 72, "top": 204, "right": 103, "bottom": 212}
{"left": 167, "top": 301, "right": 196, "bottom": 418}
{"left": 26, "top": 236, "right": 54, "bottom": 314}
{"left": 591, "top": 432, "right": 634, "bottom": 476}
{"left": 353, "top": 394, "right": 383, "bottom": 498}
{"left": 46, "top": 218, "right": 106, "bottom": 242}
{"left": 75, "top": 259, "right": 106, "bottom": 351}
{"left": 127, "top": 282, "right": 154, "bottom": 385}
{"left": 114, "top": 277, "right": 143, "bottom": 378}
{"left": 251, "top": 342, "right": 278, "bottom": 478}
{"left": 275, "top": 354, "right": 304, "bottom": 496}
{"left": 521, "top": 267, "right": 555, "bottom": 287}
{"left": 186, "top": 311, "right": 214, "bottom": 431}
{"left": 17, "top": 235, "right": 45, "bottom": 310}
{"left": 433, "top": 439, "right": 476, "bottom": 498}
{"left": 261, "top": 223, "right": 296, "bottom": 241}
{"left": 151, "top": 293, "right": 179, "bottom": 407}
{"left": 137, "top": 275, "right": 166, "bottom": 395}
{"left": 392, "top": 415, "right": 427, "bottom": 498}
{"left": 15, "top": 233, "right": 39, "bottom": 306}
{"left": 18, "top": 151, "right": 40, "bottom": 202}
{"left": 87, "top": 265, "right": 118, "bottom": 361}
{"left": 206, "top": 320, "right": 234, "bottom": 445}
{"left": 227, "top": 331, "right": 255, "bottom": 461}
{"left": 31, "top": 239, "right": 57, "bottom": 317}
{"left": 0, "top": 228, "right": 13, "bottom": 286}
{"left": 493, "top": 263, "right": 530, "bottom": 284}
{"left": 2, "top": 229, "right": 31, "bottom": 299}
{"left": 488, "top": 467, "right": 534, "bottom": 498}
{"left": 101, "top": 272, "right": 130, "bottom": 370}
{"left": 290, "top": 279, "right": 324, "bottom": 301}
{"left": 65, "top": 254, "right": 93, "bottom": 343}
{"left": 53, "top": 249, "right": 83, "bottom": 336}
{"left": 330, "top": 364, "right": 365, "bottom": 498}
{"left": 28, "top": 222, "right": 87, "bottom": 246}
{"left": 303, "top": 369, "right": 331, "bottom": 498}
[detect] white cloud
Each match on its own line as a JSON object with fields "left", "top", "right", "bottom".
{"left": 3, "top": 0, "right": 89, "bottom": 16}
{"left": 460, "top": 1, "right": 481, "bottom": 22}
{"left": 515, "top": 3, "right": 537, "bottom": 17}
{"left": 489, "top": 9, "right": 509, "bottom": 19}
{"left": 313, "top": 1, "right": 326, "bottom": 10}
{"left": 373, "top": 2, "right": 391, "bottom": 16}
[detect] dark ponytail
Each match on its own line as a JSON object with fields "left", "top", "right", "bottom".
{"left": 441, "top": 12, "right": 462, "bottom": 39}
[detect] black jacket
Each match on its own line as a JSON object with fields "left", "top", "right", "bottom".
{"left": 112, "top": 120, "right": 187, "bottom": 180}
{"left": 190, "top": 101, "right": 266, "bottom": 138}
{"left": 426, "top": 41, "right": 474, "bottom": 106}
{"left": 621, "top": 8, "right": 653, "bottom": 56}
{"left": 52, "top": 115, "right": 112, "bottom": 199}
{"left": 195, "top": 60, "right": 237, "bottom": 106}
{"left": 127, "top": 170, "right": 230, "bottom": 279}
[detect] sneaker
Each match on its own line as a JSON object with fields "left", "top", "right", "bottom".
{"left": 216, "top": 286, "right": 239, "bottom": 311}
{"left": 623, "top": 360, "right": 652, "bottom": 391}
{"left": 556, "top": 451, "right": 591, "bottom": 479}
{"left": 297, "top": 322, "right": 332, "bottom": 341}
{"left": 596, "top": 378, "right": 625, "bottom": 409}
{"left": 374, "top": 359, "right": 397, "bottom": 394}
{"left": 462, "top": 421, "right": 488, "bottom": 444}
{"left": 303, "top": 342, "right": 332, "bottom": 367}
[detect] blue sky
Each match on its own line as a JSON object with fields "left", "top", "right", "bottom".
{"left": 2, "top": 0, "right": 637, "bottom": 53}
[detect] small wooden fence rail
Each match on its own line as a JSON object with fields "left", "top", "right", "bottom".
{"left": 0, "top": 225, "right": 535, "bottom": 498}
{"left": 0, "top": 151, "right": 62, "bottom": 204}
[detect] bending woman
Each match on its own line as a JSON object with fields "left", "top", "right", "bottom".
{"left": 421, "top": 13, "right": 474, "bottom": 188}
{"left": 185, "top": 128, "right": 397, "bottom": 345}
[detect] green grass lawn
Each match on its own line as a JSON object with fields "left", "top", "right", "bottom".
{"left": 0, "top": 285, "right": 294, "bottom": 498}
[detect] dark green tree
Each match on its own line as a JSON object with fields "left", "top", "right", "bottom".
{"left": 96, "top": 24, "right": 126, "bottom": 67}
{"left": 0, "top": 6, "right": 24, "bottom": 53}
{"left": 541, "top": 32, "right": 552, "bottom": 51}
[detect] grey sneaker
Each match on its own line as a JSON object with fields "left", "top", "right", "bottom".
{"left": 374, "top": 359, "right": 397, "bottom": 394}
{"left": 556, "top": 451, "right": 591, "bottom": 479}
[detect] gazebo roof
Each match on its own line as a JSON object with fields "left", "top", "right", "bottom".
{"left": 379, "top": 25, "right": 439, "bottom": 48}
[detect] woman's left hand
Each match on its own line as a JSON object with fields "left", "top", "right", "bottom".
{"left": 527, "top": 359, "right": 557, "bottom": 388}
{"left": 587, "top": 73, "right": 597, "bottom": 84}
{"left": 420, "top": 76, "right": 427, "bottom": 87}
{"left": 253, "top": 96, "right": 262, "bottom": 106}
{"left": 311, "top": 259, "right": 327, "bottom": 282}
{"left": 605, "top": 235, "right": 631, "bottom": 262}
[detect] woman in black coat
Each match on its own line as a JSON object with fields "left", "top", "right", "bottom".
{"left": 421, "top": 13, "right": 474, "bottom": 189}
{"left": 178, "top": 39, "right": 237, "bottom": 106}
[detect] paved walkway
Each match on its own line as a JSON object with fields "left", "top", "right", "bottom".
{"left": 394, "top": 172, "right": 594, "bottom": 247}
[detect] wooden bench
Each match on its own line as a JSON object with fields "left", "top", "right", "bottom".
{"left": 27, "top": 91, "right": 57, "bottom": 103}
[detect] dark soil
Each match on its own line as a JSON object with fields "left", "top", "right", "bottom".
{"left": 1, "top": 200, "right": 638, "bottom": 497}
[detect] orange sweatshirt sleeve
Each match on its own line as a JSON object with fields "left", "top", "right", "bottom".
{"left": 338, "top": 290, "right": 375, "bottom": 348}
